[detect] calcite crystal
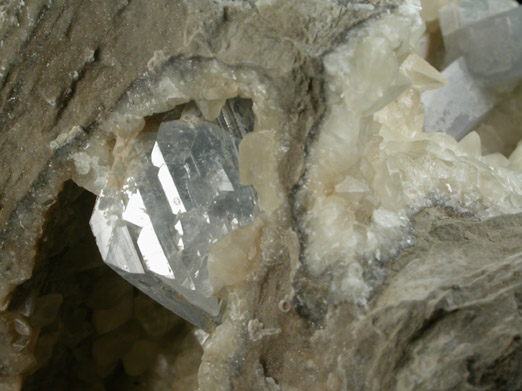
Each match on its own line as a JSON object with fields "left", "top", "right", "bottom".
{"left": 91, "top": 111, "right": 257, "bottom": 329}
{"left": 439, "top": 0, "right": 518, "bottom": 37}
{"left": 422, "top": 0, "right": 522, "bottom": 138}
{"left": 440, "top": 0, "right": 522, "bottom": 85}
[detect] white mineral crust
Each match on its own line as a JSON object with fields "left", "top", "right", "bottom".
{"left": 301, "top": 1, "right": 522, "bottom": 306}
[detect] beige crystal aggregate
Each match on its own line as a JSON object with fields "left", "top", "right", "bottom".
{"left": 294, "top": 3, "right": 522, "bottom": 306}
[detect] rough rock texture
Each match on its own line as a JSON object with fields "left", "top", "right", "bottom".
{"left": 211, "top": 207, "right": 522, "bottom": 390}
{"left": 5, "top": 181, "right": 201, "bottom": 391}
{"left": 1, "top": 0, "right": 521, "bottom": 390}
{"left": 0, "top": 0, "right": 397, "bottom": 309}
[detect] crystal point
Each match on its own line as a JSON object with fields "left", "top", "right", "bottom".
{"left": 90, "top": 105, "right": 257, "bottom": 329}
{"left": 421, "top": 57, "right": 496, "bottom": 140}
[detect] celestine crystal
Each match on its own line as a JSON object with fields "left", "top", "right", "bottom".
{"left": 90, "top": 107, "right": 257, "bottom": 330}
{"left": 423, "top": 0, "right": 522, "bottom": 139}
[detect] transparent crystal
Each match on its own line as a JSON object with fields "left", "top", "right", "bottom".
{"left": 90, "top": 102, "right": 257, "bottom": 329}
{"left": 441, "top": 3, "right": 522, "bottom": 86}
{"left": 422, "top": 57, "right": 496, "bottom": 140}
{"left": 439, "top": 0, "right": 518, "bottom": 37}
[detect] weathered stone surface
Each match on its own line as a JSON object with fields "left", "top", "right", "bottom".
{"left": 202, "top": 208, "right": 522, "bottom": 391}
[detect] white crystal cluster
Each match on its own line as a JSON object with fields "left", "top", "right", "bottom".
{"left": 90, "top": 114, "right": 257, "bottom": 329}
{"left": 303, "top": 0, "right": 522, "bottom": 305}
{"left": 423, "top": 0, "right": 522, "bottom": 139}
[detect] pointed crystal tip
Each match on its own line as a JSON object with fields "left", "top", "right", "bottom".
{"left": 90, "top": 102, "right": 257, "bottom": 330}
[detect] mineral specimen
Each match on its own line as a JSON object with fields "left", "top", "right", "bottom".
{"left": 439, "top": 0, "right": 518, "bottom": 36}
{"left": 90, "top": 113, "right": 257, "bottom": 329}
{"left": 422, "top": 57, "right": 496, "bottom": 139}
{"left": 422, "top": 1, "right": 522, "bottom": 139}
{"left": 440, "top": 0, "right": 522, "bottom": 85}
{"left": 1, "top": 0, "right": 522, "bottom": 390}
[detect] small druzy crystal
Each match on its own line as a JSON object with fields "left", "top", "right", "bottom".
{"left": 90, "top": 102, "right": 257, "bottom": 329}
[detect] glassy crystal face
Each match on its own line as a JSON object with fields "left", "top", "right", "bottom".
{"left": 439, "top": 0, "right": 518, "bottom": 37}
{"left": 441, "top": 2, "right": 522, "bottom": 86}
{"left": 422, "top": 57, "right": 496, "bottom": 140}
{"left": 90, "top": 102, "right": 257, "bottom": 330}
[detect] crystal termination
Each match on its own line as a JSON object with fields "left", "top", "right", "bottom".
{"left": 90, "top": 116, "right": 257, "bottom": 330}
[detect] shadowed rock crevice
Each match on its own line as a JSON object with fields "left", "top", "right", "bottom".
{"left": 4, "top": 181, "right": 200, "bottom": 391}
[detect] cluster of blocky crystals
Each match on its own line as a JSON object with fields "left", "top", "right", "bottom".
{"left": 422, "top": 0, "right": 522, "bottom": 140}
{"left": 90, "top": 101, "right": 257, "bottom": 330}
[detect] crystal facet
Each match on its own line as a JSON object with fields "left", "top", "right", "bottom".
{"left": 90, "top": 106, "right": 257, "bottom": 329}
{"left": 441, "top": 2, "right": 522, "bottom": 86}
{"left": 421, "top": 57, "right": 496, "bottom": 140}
